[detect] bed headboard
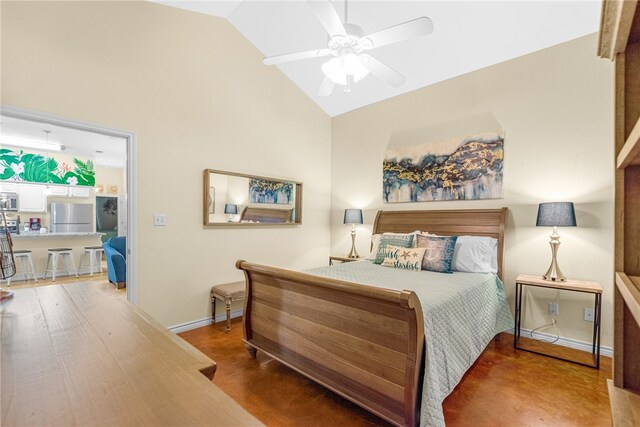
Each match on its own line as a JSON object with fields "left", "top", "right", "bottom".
{"left": 372, "top": 208, "right": 508, "bottom": 280}
{"left": 240, "top": 206, "right": 293, "bottom": 223}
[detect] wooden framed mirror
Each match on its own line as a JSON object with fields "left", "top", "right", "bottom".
{"left": 203, "top": 169, "right": 302, "bottom": 226}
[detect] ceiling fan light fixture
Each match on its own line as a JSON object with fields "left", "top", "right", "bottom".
{"left": 321, "top": 53, "right": 370, "bottom": 85}
{"left": 263, "top": 0, "right": 433, "bottom": 97}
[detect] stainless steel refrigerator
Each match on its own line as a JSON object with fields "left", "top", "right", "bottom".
{"left": 50, "top": 203, "right": 93, "bottom": 233}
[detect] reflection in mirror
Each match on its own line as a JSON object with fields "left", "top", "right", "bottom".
{"left": 203, "top": 169, "right": 302, "bottom": 226}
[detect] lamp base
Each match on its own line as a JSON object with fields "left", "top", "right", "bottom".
{"left": 543, "top": 231, "right": 566, "bottom": 282}
{"left": 347, "top": 228, "right": 359, "bottom": 258}
{"left": 543, "top": 259, "right": 566, "bottom": 282}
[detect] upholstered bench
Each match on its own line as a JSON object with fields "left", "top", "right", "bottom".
{"left": 210, "top": 281, "right": 246, "bottom": 332}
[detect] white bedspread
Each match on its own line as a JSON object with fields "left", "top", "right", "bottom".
{"left": 306, "top": 260, "right": 513, "bottom": 427}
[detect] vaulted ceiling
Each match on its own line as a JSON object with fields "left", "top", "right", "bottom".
{"left": 152, "top": 1, "right": 601, "bottom": 116}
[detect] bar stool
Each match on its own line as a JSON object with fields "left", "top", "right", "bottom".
{"left": 78, "top": 246, "right": 104, "bottom": 276}
{"left": 7, "top": 250, "right": 38, "bottom": 286}
{"left": 44, "top": 248, "right": 78, "bottom": 281}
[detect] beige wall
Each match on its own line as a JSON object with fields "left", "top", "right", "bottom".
{"left": 331, "top": 34, "right": 615, "bottom": 347}
{"left": 1, "top": 1, "right": 332, "bottom": 326}
{"left": 95, "top": 167, "right": 125, "bottom": 196}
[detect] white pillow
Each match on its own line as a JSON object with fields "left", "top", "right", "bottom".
{"left": 366, "top": 234, "right": 382, "bottom": 260}
{"left": 451, "top": 236, "right": 498, "bottom": 274}
{"left": 365, "top": 231, "right": 422, "bottom": 260}
{"left": 490, "top": 244, "right": 498, "bottom": 273}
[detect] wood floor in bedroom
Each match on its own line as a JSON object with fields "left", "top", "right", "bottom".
{"left": 179, "top": 320, "right": 612, "bottom": 426}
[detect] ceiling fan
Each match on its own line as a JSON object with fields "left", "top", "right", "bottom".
{"left": 263, "top": 0, "right": 434, "bottom": 96}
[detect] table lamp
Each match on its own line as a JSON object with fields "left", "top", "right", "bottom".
{"left": 536, "top": 202, "right": 577, "bottom": 282}
{"left": 224, "top": 204, "right": 237, "bottom": 222}
{"left": 344, "top": 209, "right": 363, "bottom": 258}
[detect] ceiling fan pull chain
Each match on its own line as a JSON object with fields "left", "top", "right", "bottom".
{"left": 344, "top": 0, "right": 348, "bottom": 24}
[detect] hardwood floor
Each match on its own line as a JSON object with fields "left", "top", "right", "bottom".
{"left": 2, "top": 261, "right": 127, "bottom": 297}
{"left": 3, "top": 261, "right": 110, "bottom": 290}
{"left": 179, "top": 320, "right": 612, "bottom": 426}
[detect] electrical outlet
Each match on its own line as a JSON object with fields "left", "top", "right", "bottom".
{"left": 153, "top": 214, "right": 167, "bottom": 226}
{"left": 584, "top": 308, "right": 594, "bottom": 322}
{"left": 548, "top": 302, "right": 559, "bottom": 316}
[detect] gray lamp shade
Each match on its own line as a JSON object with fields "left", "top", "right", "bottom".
{"left": 536, "top": 202, "right": 577, "bottom": 227}
{"left": 224, "top": 204, "right": 238, "bottom": 215}
{"left": 343, "top": 209, "right": 363, "bottom": 225}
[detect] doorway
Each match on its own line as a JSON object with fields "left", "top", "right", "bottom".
{"left": 0, "top": 105, "right": 137, "bottom": 303}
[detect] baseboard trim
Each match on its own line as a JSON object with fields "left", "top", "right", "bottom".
{"left": 169, "top": 309, "right": 243, "bottom": 334}
{"left": 504, "top": 328, "right": 612, "bottom": 357}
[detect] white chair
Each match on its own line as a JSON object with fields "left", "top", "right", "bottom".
{"left": 78, "top": 246, "right": 104, "bottom": 276}
{"left": 7, "top": 250, "right": 38, "bottom": 286}
{"left": 43, "top": 248, "right": 78, "bottom": 281}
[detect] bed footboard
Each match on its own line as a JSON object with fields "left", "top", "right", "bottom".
{"left": 236, "top": 260, "right": 425, "bottom": 427}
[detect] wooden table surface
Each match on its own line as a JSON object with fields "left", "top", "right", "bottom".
{"left": 1, "top": 282, "right": 262, "bottom": 426}
{"left": 515, "top": 274, "right": 603, "bottom": 293}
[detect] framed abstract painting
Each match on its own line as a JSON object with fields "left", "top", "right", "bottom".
{"left": 383, "top": 131, "right": 504, "bottom": 203}
{"left": 248, "top": 178, "right": 294, "bottom": 204}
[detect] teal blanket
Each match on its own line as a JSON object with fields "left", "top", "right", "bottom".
{"left": 307, "top": 260, "right": 513, "bottom": 427}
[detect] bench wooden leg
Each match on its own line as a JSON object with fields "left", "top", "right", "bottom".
{"left": 225, "top": 297, "right": 232, "bottom": 332}
{"left": 211, "top": 294, "right": 216, "bottom": 324}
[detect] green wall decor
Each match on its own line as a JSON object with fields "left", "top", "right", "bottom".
{"left": 0, "top": 148, "right": 95, "bottom": 187}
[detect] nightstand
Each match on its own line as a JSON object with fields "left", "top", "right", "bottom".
{"left": 514, "top": 274, "right": 602, "bottom": 369}
{"left": 329, "top": 255, "right": 362, "bottom": 266}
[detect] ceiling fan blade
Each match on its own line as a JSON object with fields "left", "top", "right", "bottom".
{"left": 263, "top": 48, "right": 332, "bottom": 65}
{"left": 364, "top": 17, "right": 433, "bottom": 50}
{"left": 317, "top": 77, "right": 335, "bottom": 96}
{"left": 307, "top": 0, "right": 346, "bottom": 37}
{"left": 361, "top": 55, "right": 406, "bottom": 87}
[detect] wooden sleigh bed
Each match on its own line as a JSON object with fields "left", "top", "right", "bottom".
{"left": 236, "top": 208, "right": 507, "bottom": 426}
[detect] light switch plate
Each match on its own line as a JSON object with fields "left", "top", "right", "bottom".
{"left": 153, "top": 214, "right": 167, "bottom": 226}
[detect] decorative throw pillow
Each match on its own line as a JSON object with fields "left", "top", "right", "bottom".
{"left": 374, "top": 234, "right": 415, "bottom": 264}
{"left": 366, "top": 231, "right": 421, "bottom": 260}
{"left": 416, "top": 234, "right": 458, "bottom": 273}
{"left": 381, "top": 245, "right": 427, "bottom": 272}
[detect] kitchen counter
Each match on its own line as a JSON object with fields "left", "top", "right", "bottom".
{"left": 11, "top": 231, "right": 105, "bottom": 239}
{"left": 10, "top": 233, "right": 107, "bottom": 279}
